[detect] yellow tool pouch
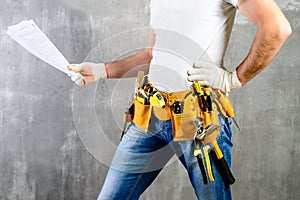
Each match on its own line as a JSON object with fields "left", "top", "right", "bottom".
{"left": 160, "top": 90, "right": 199, "bottom": 141}
{"left": 132, "top": 98, "right": 152, "bottom": 132}
{"left": 171, "top": 111, "right": 197, "bottom": 141}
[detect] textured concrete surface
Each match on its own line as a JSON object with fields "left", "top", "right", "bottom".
{"left": 0, "top": 0, "right": 299, "bottom": 199}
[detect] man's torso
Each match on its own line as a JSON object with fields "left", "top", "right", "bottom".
{"left": 148, "top": 0, "right": 237, "bottom": 92}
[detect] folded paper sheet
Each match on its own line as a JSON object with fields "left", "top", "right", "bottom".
{"left": 7, "top": 20, "right": 78, "bottom": 78}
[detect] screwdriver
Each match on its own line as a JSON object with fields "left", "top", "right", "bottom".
{"left": 192, "top": 81, "right": 207, "bottom": 111}
{"left": 213, "top": 90, "right": 240, "bottom": 131}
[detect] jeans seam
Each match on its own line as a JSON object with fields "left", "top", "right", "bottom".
{"left": 126, "top": 155, "right": 156, "bottom": 199}
{"left": 127, "top": 173, "right": 144, "bottom": 200}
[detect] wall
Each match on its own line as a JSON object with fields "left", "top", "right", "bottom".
{"left": 0, "top": 0, "right": 299, "bottom": 199}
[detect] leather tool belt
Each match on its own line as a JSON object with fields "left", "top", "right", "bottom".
{"left": 132, "top": 86, "right": 222, "bottom": 141}
{"left": 121, "top": 75, "right": 236, "bottom": 185}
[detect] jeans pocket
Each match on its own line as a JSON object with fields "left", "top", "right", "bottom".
{"left": 217, "top": 116, "right": 233, "bottom": 166}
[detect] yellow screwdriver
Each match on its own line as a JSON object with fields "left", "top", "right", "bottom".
{"left": 213, "top": 89, "right": 240, "bottom": 131}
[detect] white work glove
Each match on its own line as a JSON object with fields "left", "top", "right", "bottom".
{"left": 187, "top": 62, "right": 243, "bottom": 93}
{"left": 68, "top": 62, "right": 107, "bottom": 86}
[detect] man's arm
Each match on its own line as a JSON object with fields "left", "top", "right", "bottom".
{"left": 236, "top": 0, "right": 292, "bottom": 85}
{"left": 106, "top": 27, "right": 155, "bottom": 78}
{"left": 69, "top": 28, "right": 155, "bottom": 85}
{"left": 188, "top": 0, "right": 292, "bottom": 92}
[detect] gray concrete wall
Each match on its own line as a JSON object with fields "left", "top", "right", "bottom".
{"left": 0, "top": 0, "right": 299, "bottom": 199}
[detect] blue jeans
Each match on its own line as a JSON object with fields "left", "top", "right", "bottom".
{"left": 97, "top": 115, "right": 233, "bottom": 200}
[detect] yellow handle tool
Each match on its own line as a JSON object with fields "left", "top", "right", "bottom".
{"left": 194, "top": 148, "right": 208, "bottom": 184}
{"left": 211, "top": 140, "right": 235, "bottom": 185}
{"left": 136, "top": 71, "right": 144, "bottom": 88}
{"left": 213, "top": 89, "right": 240, "bottom": 130}
{"left": 149, "top": 91, "right": 166, "bottom": 108}
{"left": 192, "top": 81, "right": 207, "bottom": 111}
{"left": 213, "top": 90, "right": 234, "bottom": 118}
{"left": 203, "top": 145, "right": 215, "bottom": 182}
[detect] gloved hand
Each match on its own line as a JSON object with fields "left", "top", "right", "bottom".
{"left": 68, "top": 62, "right": 107, "bottom": 86}
{"left": 187, "top": 62, "right": 243, "bottom": 93}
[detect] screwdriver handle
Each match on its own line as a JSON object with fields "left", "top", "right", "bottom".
{"left": 203, "top": 88, "right": 213, "bottom": 111}
{"left": 214, "top": 90, "right": 234, "bottom": 118}
{"left": 192, "top": 81, "right": 207, "bottom": 111}
{"left": 136, "top": 71, "right": 144, "bottom": 88}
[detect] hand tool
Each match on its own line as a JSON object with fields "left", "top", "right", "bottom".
{"left": 213, "top": 89, "right": 240, "bottom": 131}
{"left": 211, "top": 140, "right": 235, "bottom": 185}
{"left": 136, "top": 90, "right": 149, "bottom": 105}
{"left": 192, "top": 83, "right": 217, "bottom": 183}
{"left": 194, "top": 124, "right": 221, "bottom": 143}
{"left": 192, "top": 101, "right": 235, "bottom": 185}
{"left": 193, "top": 117, "right": 208, "bottom": 184}
{"left": 135, "top": 71, "right": 149, "bottom": 105}
{"left": 194, "top": 123, "right": 235, "bottom": 185}
{"left": 136, "top": 71, "right": 144, "bottom": 88}
{"left": 120, "top": 103, "right": 134, "bottom": 140}
{"left": 194, "top": 141, "right": 208, "bottom": 184}
{"left": 203, "top": 145, "right": 215, "bottom": 182}
{"left": 193, "top": 117, "right": 221, "bottom": 183}
{"left": 134, "top": 72, "right": 166, "bottom": 108}
{"left": 142, "top": 84, "right": 166, "bottom": 108}
{"left": 192, "top": 82, "right": 213, "bottom": 126}
{"left": 192, "top": 81, "right": 207, "bottom": 111}
{"left": 191, "top": 82, "right": 236, "bottom": 185}
{"left": 149, "top": 90, "right": 166, "bottom": 108}
{"left": 203, "top": 88, "right": 213, "bottom": 112}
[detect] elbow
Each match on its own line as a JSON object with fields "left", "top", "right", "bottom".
{"left": 278, "top": 21, "right": 292, "bottom": 41}
{"left": 272, "top": 20, "right": 292, "bottom": 42}
{"left": 144, "top": 48, "right": 153, "bottom": 63}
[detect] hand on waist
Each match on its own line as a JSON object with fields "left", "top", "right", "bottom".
{"left": 187, "top": 62, "right": 243, "bottom": 93}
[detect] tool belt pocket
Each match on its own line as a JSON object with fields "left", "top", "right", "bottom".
{"left": 132, "top": 99, "right": 152, "bottom": 132}
{"left": 171, "top": 101, "right": 220, "bottom": 142}
{"left": 171, "top": 111, "right": 196, "bottom": 141}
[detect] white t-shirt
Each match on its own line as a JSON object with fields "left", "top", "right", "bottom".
{"left": 148, "top": 0, "right": 238, "bottom": 92}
